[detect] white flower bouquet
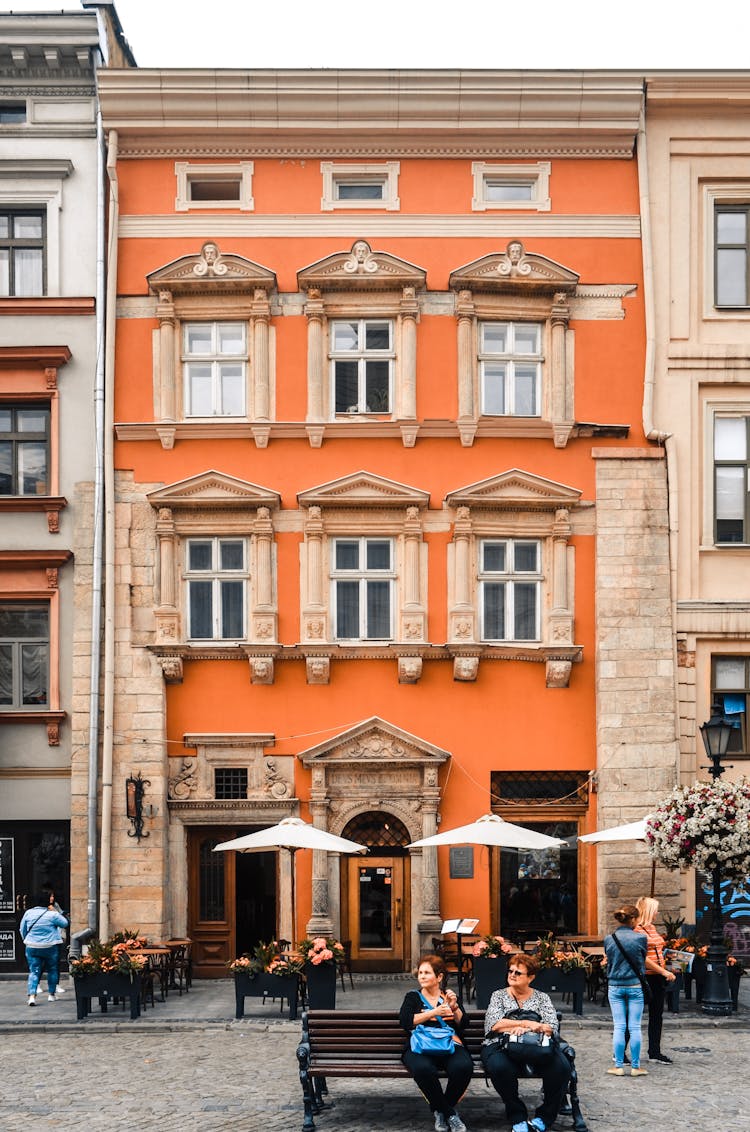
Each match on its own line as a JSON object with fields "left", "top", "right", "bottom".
{"left": 646, "top": 779, "right": 750, "bottom": 882}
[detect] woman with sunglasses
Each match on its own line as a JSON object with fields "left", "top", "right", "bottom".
{"left": 481, "top": 953, "right": 571, "bottom": 1132}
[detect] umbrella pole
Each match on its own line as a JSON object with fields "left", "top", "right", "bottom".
{"left": 289, "top": 846, "right": 298, "bottom": 947}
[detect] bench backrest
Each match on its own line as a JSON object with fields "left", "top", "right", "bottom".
{"left": 303, "top": 1010, "right": 487, "bottom": 1064}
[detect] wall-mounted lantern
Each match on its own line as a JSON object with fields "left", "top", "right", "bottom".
{"left": 126, "top": 771, "right": 150, "bottom": 841}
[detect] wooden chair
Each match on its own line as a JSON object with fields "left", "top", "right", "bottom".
{"left": 338, "top": 940, "right": 354, "bottom": 991}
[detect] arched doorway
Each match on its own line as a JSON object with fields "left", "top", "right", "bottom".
{"left": 341, "top": 811, "right": 410, "bottom": 972}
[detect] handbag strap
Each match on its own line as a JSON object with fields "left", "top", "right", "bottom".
{"left": 23, "top": 910, "right": 48, "bottom": 937}
{"left": 418, "top": 990, "right": 450, "bottom": 1030}
{"left": 612, "top": 929, "right": 644, "bottom": 981}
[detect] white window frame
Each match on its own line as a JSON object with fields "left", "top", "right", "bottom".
{"left": 704, "top": 185, "right": 750, "bottom": 319}
{"left": 330, "top": 318, "right": 394, "bottom": 417}
{"left": 330, "top": 536, "right": 395, "bottom": 641}
{"left": 0, "top": 160, "right": 73, "bottom": 295}
{"left": 711, "top": 410, "right": 750, "bottom": 546}
{"left": 471, "top": 162, "right": 551, "bottom": 212}
{"left": 479, "top": 538, "right": 542, "bottom": 643}
{"left": 479, "top": 320, "right": 543, "bottom": 417}
{"left": 175, "top": 162, "right": 254, "bottom": 212}
{"left": 182, "top": 321, "right": 248, "bottom": 418}
{"left": 321, "top": 162, "right": 400, "bottom": 211}
{"left": 184, "top": 536, "right": 249, "bottom": 642}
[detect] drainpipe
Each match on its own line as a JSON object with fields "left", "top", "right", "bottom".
{"left": 636, "top": 97, "right": 681, "bottom": 776}
{"left": 85, "top": 44, "right": 107, "bottom": 934}
{"left": 98, "top": 128, "right": 119, "bottom": 941}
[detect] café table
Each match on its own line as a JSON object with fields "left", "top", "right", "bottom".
{"left": 133, "top": 946, "right": 172, "bottom": 1002}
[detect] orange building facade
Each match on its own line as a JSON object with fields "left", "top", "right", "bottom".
{"left": 78, "top": 71, "right": 680, "bottom": 974}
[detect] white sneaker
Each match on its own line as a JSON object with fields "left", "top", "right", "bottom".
{"left": 28, "top": 995, "right": 36, "bottom": 1006}
{"left": 434, "top": 1116, "right": 449, "bottom": 1132}
{"left": 47, "top": 994, "right": 57, "bottom": 1002}
{"left": 54, "top": 984, "right": 66, "bottom": 994}
{"left": 448, "top": 1116, "right": 468, "bottom": 1132}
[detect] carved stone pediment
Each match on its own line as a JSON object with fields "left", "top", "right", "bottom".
{"left": 445, "top": 469, "right": 582, "bottom": 511}
{"left": 298, "top": 240, "right": 426, "bottom": 293}
{"left": 298, "top": 471, "right": 430, "bottom": 509}
{"left": 147, "top": 241, "right": 277, "bottom": 295}
{"left": 449, "top": 241, "right": 578, "bottom": 295}
{"left": 298, "top": 716, "right": 450, "bottom": 766}
{"left": 147, "top": 470, "right": 280, "bottom": 511}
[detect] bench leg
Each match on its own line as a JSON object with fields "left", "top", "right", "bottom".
{"left": 296, "top": 1040, "right": 316, "bottom": 1132}
{"left": 313, "top": 1076, "right": 329, "bottom": 1111}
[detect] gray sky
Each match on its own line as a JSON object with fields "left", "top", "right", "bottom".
{"left": 5, "top": 0, "right": 749, "bottom": 69}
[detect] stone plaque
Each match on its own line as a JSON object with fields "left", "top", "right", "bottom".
{"left": 449, "top": 846, "right": 474, "bottom": 879}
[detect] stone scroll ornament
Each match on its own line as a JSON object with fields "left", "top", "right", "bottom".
{"left": 193, "top": 241, "right": 228, "bottom": 277}
{"left": 646, "top": 778, "right": 750, "bottom": 882}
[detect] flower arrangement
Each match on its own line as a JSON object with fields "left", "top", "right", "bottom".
{"left": 69, "top": 936, "right": 147, "bottom": 979}
{"left": 227, "top": 939, "right": 304, "bottom": 978}
{"left": 534, "top": 933, "right": 590, "bottom": 973}
{"left": 298, "top": 936, "right": 345, "bottom": 967}
{"left": 471, "top": 935, "right": 514, "bottom": 958}
{"left": 646, "top": 779, "right": 750, "bottom": 882}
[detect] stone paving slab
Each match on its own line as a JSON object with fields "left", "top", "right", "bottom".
{"left": 2, "top": 1023, "right": 750, "bottom": 1132}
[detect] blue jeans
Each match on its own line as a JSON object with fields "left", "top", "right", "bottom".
{"left": 26, "top": 946, "right": 59, "bottom": 995}
{"left": 608, "top": 982, "right": 644, "bottom": 1068}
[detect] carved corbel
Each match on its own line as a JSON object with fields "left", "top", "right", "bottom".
{"left": 156, "top": 426, "right": 176, "bottom": 450}
{"left": 159, "top": 656, "right": 184, "bottom": 684}
{"left": 453, "top": 656, "right": 479, "bottom": 682}
{"left": 250, "top": 656, "right": 274, "bottom": 684}
{"left": 399, "top": 423, "right": 419, "bottom": 447}
{"left": 306, "top": 425, "right": 325, "bottom": 448}
{"left": 44, "top": 367, "right": 57, "bottom": 391}
{"left": 306, "top": 657, "right": 330, "bottom": 685}
{"left": 252, "top": 426, "right": 271, "bottom": 449}
{"left": 552, "top": 423, "right": 574, "bottom": 449}
{"left": 546, "top": 659, "right": 572, "bottom": 688}
{"left": 398, "top": 657, "right": 422, "bottom": 684}
{"left": 46, "top": 568, "right": 58, "bottom": 589}
{"left": 46, "top": 720, "right": 61, "bottom": 746}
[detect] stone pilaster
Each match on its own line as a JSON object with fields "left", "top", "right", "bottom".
{"left": 593, "top": 450, "right": 680, "bottom": 929}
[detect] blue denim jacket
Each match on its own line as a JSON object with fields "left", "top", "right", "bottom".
{"left": 20, "top": 906, "right": 67, "bottom": 948}
{"left": 603, "top": 927, "right": 647, "bottom": 984}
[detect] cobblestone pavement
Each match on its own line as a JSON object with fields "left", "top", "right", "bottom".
{"left": 1, "top": 975, "right": 748, "bottom": 1132}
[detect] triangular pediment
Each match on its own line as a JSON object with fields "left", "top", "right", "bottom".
{"left": 298, "top": 471, "right": 429, "bottom": 509}
{"left": 298, "top": 240, "right": 426, "bottom": 292}
{"left": 445, "top": 469, "right": 582, "bottom": 510}
{"left": 449, "top": 241, "right": 578, "bottom": 295}
{"left": 147, "top": 241, "right": 277, "bottom": 295}
{"left": 298, "top": 716, "right": 450, "bottom": 765}
{"left": 147, "top": 470, "right": 280, "bottom": 510}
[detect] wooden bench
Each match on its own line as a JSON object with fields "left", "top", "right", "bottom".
{"left": 296, "top": 1010, "right": 587, "bottom": 1132}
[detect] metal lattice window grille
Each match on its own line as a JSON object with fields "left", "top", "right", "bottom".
{"left": 491, "top": 771, "right": 590, "bottom": 809}
{"left": 341, "top": 810, "right": 410, "bottom": 849}
{"left": 214, "top": 767, "right": 248, "bottom": 799}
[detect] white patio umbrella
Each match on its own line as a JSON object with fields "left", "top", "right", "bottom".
{"left": 214, "top": 817, "right": 367, "bottom": 945}
{"left": 579, "top": 816, "right": 656, "bottom": 895}
{"left": 408, "top": 812, "right": 567, "bottom": 851}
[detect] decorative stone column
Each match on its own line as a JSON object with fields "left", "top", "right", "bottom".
{"left": 416, "top": 767, "right": 443, "bottom": 948}
{"left": 306, "top": 776, "right": 334, "bottom": 937}
{"left": 252, "top": 505, "right": 277, "bottom": 642}
{"left": 305, "top": 289, "right": 325, "bottom": 437}
{"left": 399, "top": 286, "right": 419, "bottom": 420}
{"left": 456, "top": 291, "right": 477, "bottom": 445}
{"left": 550, "top": 292, "right": 572, "bottom": 447}
{"left": 252, "top": 288, "right": 271, "bottom": 421}
{"left": 302, "top": 505, "right": 327, "bottom": 641}
{"left": 154, "top": 507, "right": 179, "bottom": 643}
{"left": 401, "top": 505, "right": 425, "bottom": 641}
{"left": 156, "top": 289, "right": 176, "bottom": 421}
{"left": 449, "top": 505, "right": 475, "bottom": 641}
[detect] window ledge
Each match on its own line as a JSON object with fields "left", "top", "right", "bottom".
{"left": 0, "top": 496, "right": 67, "bottom": 532}
{"left": 0, "top": 709, "right": 65, "bottom": 745}
{"left": 0, "top": 298, "right": 95, "bottom": 317}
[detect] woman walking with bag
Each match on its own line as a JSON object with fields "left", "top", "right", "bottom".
{"left": 603, "top": 904, "right": 648, "bottom": 1077}
{"left": 635, "top": 896, "right": 677, "bottom": 1063}
{"left": 19, "top": 889, "right": 68, "bottom": 1006}
{"left": 400, "top": 953, "right": 473, "bottom": 1132}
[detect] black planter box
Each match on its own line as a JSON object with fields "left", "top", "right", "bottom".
{"left": 304, "top": 961, "right": 337, "bottom": 1009}
{"left": 473, "top": 956, "right": 508, "bottom": 1009}
{"left": 234, "top": 971, "right": 300, "bottom": 1020}
{"left": 73, "top": 972, "right": 143, "bottom": 1020}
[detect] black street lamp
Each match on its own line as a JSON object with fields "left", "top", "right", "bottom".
{"left": 697, "top": 702, "right": 734, "bottom": 1017}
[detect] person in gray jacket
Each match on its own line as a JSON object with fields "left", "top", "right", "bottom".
{"left": 19, "top": 890, "right": 68, "bottom": 1006}
{"left": 603, "top": 904, "right": 648, "bottom": 1077}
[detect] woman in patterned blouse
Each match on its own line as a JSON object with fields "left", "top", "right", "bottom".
{"left": 481, "top": 953, "right": 571, "bottom": 1132}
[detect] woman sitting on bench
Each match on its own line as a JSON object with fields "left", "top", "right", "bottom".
{"left": 481, "top": 952, "right": 572, "bottom": 1132}
{"left": 400, "top": 953, "right": 473, "bottom": 1132}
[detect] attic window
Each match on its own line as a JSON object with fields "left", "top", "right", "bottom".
{"left": 321, "top": 162, "right": 400, "bottom": 211}
{"left": 0, "top": 103, "right": 26, "bottom": 125}
{"left": 472, "top": 162, "right": 551, "bottom": 212}
{"left": 175, "top": 162, "right": 254, "bottom": 211}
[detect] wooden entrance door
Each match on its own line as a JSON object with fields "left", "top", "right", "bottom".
{"left": 188, "top": 827, "right": 237, "bottom": 978}
{"left": 346, "top": 856, "right": 407, "bottom": 971}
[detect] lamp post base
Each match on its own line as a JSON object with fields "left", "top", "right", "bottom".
{"left": 700, "top": 944, "right": 733, "bottom": 1017}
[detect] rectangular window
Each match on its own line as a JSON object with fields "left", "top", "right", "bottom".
{"left": 214, "top": 767, "right": 248, "bottom": 799}
{"left": 331, "top": 319, "right": 393, "bottom": 416}
{"left": 472, "top": 162, "right": 551, "bottom": 212}
{"left": 480, "top": 539, "right": 541, "bottom": 642}
{"left": 0, "top": 604, "right": 49, "bottom": 709}
{"left": 185, "top": 537, "right": 246, "bottom": 640}
{"left": 332, "top": 537, "right": 393, "bottom": 641}
{"left": 0, "top": 404, "right": 49, "bottom": 495}
{"left": 320, "top": 162, "right": 400, "bottom": 211}
{"left": 712, "top": 656, "right": 750, "bottom": 754}
{"left": 0, "top": 103, "right": 27, "bottom": 125}
{"left": 480, "top": 322, "right": 542, "bottom": 416}
{"left": 174, "top": 162, "right": 254, "bottom": 211}
{"left": 714, "top": 415, "right": 750, "bottom": 543}
{"left": 0, "top": 209, "right": 45, "bottom": 297}
{"left": 183, "top": 322, "right": 247, "bottom": 417}
{"left": 715, "top": 205, "right": 750, "bottom": 307}
{"left": 188, "top": 177, "right": 241, "bottom": 203}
